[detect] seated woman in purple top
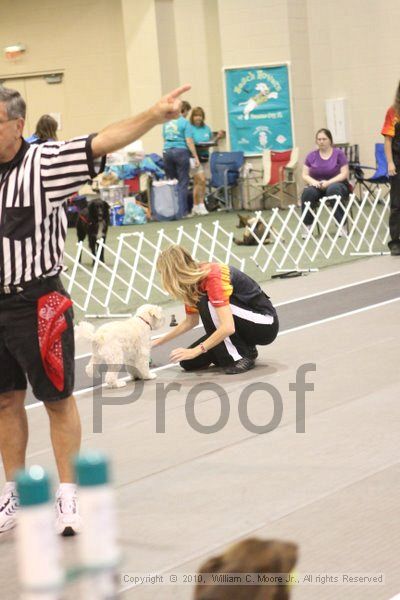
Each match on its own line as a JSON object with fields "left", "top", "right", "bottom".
{"left": 301, "top": 128, "right": 350, "bottom": 233}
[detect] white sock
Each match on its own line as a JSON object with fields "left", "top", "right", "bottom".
{"left": 58, "top": 483, "right": 77, "bottom": 495}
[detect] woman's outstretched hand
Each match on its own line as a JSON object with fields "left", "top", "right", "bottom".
{"left": 170, "top": 347, "right": 201, "bottom": 363}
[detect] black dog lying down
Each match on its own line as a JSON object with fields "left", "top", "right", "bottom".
{"left": 234, "top": 213, "right": 284, "bottom": 246}
{"left": 76, "top": 198, "right": 110, "bottom": 262}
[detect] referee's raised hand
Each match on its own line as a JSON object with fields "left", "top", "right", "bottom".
{"left": 91, "top": 84, "right": 191, "bottom": 158}
{"left": 150, "top": 84, "right": 192, "bottom": 123}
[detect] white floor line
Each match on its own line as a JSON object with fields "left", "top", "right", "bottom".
{"left": 75, "top": 269, "right": 400, "bottom": 358}
{"left": 75, "top": 328, "right": 203, "bottom": 357}
{"left": 275, "top": 269, "right": 400, "bottom": 307}
{"left": 26, "top": 294, "right": 400, "bottom": 412}
{"left": 25, "top": 362, "right": 178, "bottom": 411}
{"left": 25, "top": 400, "right": 43, "bottom": 411}
{"left": 278, "top": 296, "right": 400, "bottom": 336}
{"left": 75, "top": 351, "right": 91, "bottom": 359}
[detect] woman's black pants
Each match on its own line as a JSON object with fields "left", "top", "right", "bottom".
{"left": 180, "top": 296, "right": 279, "bottom": 371}
{"left": 301, "top": 182, "right": 349, "bottom": 226}
{"left": 388, "top": 173, "right": 400, "bottom": 248}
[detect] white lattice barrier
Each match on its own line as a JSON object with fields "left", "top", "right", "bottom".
{"left": 249, "top": 191, "right": 390, "bottom": 274}
{"left": 62, "top": 221, "right": 245, "bottom": 317}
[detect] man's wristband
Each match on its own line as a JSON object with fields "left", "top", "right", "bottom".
{"left": 199, "top": 342, "right": 207, "bottom": 353}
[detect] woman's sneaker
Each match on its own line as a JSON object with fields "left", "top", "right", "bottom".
{"left": 0, "top": 484, "right": 19, "bottom": 533}
{"left": 196, "top": 203, "right": 209, "bottom": 215}
{"left": 224, "top": 357, "right": 255, "bottom": 374}
{"left": 55, "top": 486, "right": 82, "bottom": 536}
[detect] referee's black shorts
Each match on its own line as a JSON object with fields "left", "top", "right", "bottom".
{"left": 0, "top": 276, "right": 74, "bottom": 402}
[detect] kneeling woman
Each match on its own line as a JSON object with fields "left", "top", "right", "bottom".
{"left": 154, "top": 245, "right": 279, "bottom": 374}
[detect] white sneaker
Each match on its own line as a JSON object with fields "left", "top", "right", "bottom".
{"left": 0, "top": 484, "right": 18, "bottom": 533}
{"left": 196, "top": 204, "right": 209, "bottom": 215}
{"left": 338, "top": 227, "right": 348, "bottom": 238}
{"left": 301, "top": 225, "right": 312, "bottom": 239}
{"left": 55, "top": 487, "right": 82, "bottom": 536}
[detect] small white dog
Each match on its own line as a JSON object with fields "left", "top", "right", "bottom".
{"left": 76, "top": 304, "right": 165, "bottom": 388}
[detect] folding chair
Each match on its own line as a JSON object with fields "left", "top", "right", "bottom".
{"left": 262, "top": 148, "right": 299, "bottom": 208}
{"left": 354, "top": 143, "right": 390, "bottom": 199}
{"left": 205, "top": 151, "right": 245, "bottom": 211}
{"left": 336, "top": 144, "right": 359, "bottom": 172}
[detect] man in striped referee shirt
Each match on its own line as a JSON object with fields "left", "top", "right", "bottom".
{"left": 0, "top": 84, "right": 190, "bottom": 535}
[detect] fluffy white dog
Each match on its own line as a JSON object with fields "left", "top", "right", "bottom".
{"left": 76, "top": 304, "right": 164, "bottom": 388}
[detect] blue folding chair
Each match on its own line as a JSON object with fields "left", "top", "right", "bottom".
{"left": 354, "top": 143, "right": 390, "bottom": 198}
{"left": 205, "top": 151, "right": 245, "bottom": 211}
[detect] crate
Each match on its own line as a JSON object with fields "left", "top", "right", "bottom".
{"left": 99, "top": 185, "right": 129, "bottom": 205}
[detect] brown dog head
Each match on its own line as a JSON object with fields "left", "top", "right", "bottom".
{"left": 235, "top": 216, "right": 269, "bottom": 246}
{"left": 237, "top": 214, "right": 252, "bottom": 228}
{"left": 193, "top": 538, "right": 298, "bottom": 600}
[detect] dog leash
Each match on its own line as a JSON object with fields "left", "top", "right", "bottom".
{"left": 78, "top": 213, "right": 92, "bottom": 226}
{"left": 137, "top": 315, "right": 152, "bottom": 329}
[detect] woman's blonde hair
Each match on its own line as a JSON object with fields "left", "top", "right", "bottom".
{"left": 156, "top": 245, "right": 209, "bottom": 306}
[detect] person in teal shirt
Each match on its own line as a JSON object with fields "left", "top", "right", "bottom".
{"left": 189, "top": 107, "right": 224, "bottom": 216}
{"left": 162, "top": 101, "right": 199, "bottom": 218}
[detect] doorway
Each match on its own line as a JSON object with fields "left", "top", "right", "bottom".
{"left": 0, "top": 74, "right": 66, "bottom": 139}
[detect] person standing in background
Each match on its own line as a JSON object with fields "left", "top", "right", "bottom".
{"left": 26, "top": 114, "right": 58, "bottom": 144}
{"left": 162, "top": 100, "right": 200, "bottom": 218}
{"left": 189, "top": 106, "right": 224, "bottom": 216}
{"left": 382, "top": 82, "right": 400, "bottom": 256}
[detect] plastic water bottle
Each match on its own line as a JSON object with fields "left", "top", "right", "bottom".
{"left": 15, "top": 466, "right": 63, "bottom": 600}
{"left": 75, "top": 452, "right": 119, "bottom": 600}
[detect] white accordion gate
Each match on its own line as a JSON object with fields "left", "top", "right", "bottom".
{"left": 62, "top": 221, "right": 245, "bottom": 317}
{"left": 249, "top": 192, "right": 390, "bottom": 274}
{"left": 61, "top": 191, "right": 390, "bottom": 318}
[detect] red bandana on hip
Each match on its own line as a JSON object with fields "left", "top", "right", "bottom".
{"left": 37, "top": 292, "right": 73, "bottom": 391}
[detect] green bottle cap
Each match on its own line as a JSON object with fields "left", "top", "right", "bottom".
{"left": 74, "top": 451, "right": 109, "bottom": 487}
{"left": 16, "top": 466, "right": 50, "bottom": 506}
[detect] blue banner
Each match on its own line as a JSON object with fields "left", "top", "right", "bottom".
{"left": 224, "top": 64, "right": 293, "bottom": 155}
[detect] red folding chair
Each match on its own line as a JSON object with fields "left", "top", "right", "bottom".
{"left": 262, "top": 148, "right": 299, "bottom": 208}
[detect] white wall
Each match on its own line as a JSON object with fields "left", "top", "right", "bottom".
{"left": 121, "top": 0, "right": 163, "bottom": 153}
{"left": 1, "top": 0, "right": 398, "bottom": 169}
{"left": 0, "top": 0, "right": 130, "bottom": 139}
{"left": 307, "top": 0, "right": 399, "bottom": 166}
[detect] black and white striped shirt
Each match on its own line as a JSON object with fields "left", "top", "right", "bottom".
{"left": 0, "top": 134, "right": 105, "bottom": 286}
